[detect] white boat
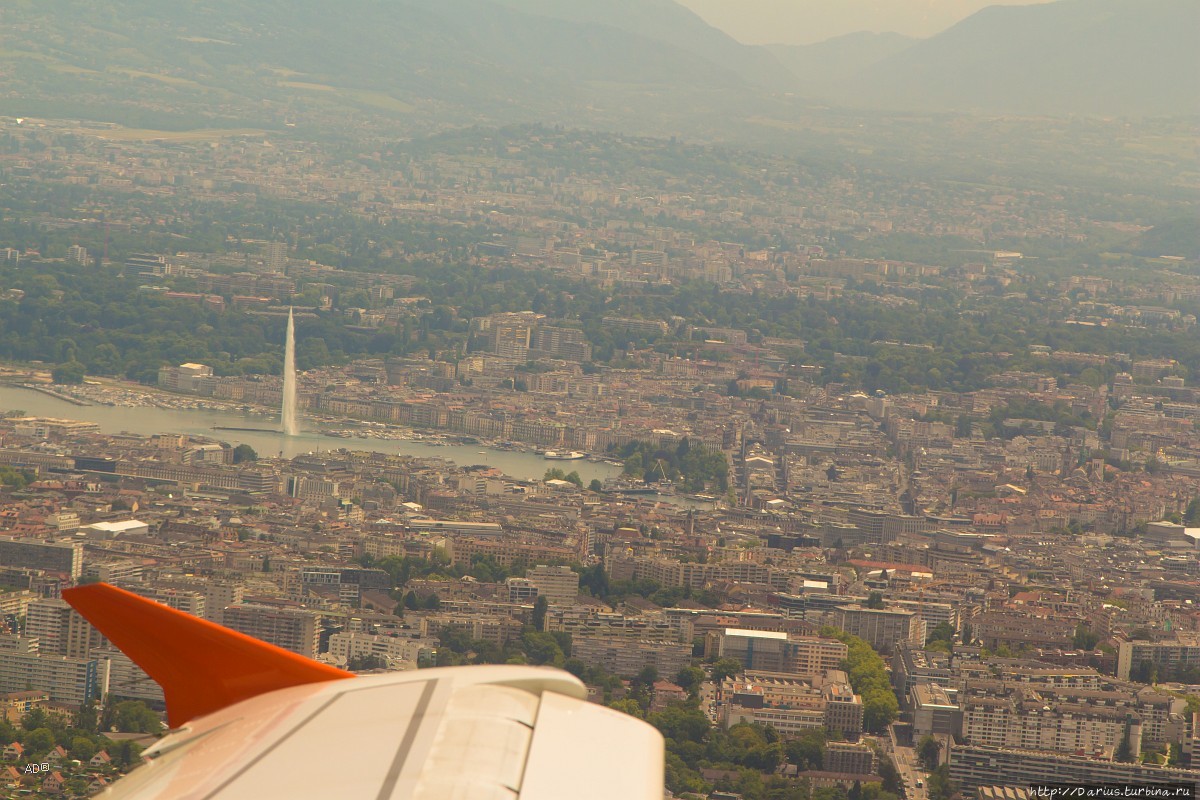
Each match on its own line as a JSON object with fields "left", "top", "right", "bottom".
{"left": 543, "top": 450, "right": 586, "bottom": 460}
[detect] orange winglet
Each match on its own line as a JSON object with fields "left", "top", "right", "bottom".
{"left": 63, "top": 583, "right": 352, "bottom": 728}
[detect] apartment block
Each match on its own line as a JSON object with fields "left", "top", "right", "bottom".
{"left": 569, "top": 636, "right": 692, "bottom": 679}
{"left": 0, "top": 538, "right": 82, "bottom": 580}
{"left": 222, "top": 605, "right": 321, "bottom": 659}
{"left": 0, "top": 637, "right": 108, "bottom": 708}
{"left": 716, "top": 629, "right": 848, "bottom": 676}
{"left": 949, "top": 745, "right": 1200, "bottom": 792}
{"left": 24, "top": 599, "right": 104, "bottom": 659}
{"left": 526, "top": 565, "right": 580, "bottom": 604}
{"left": 1117, "top": 637, "right": 1200, "bottom": 682}
{"left": 834, "top": 605, "right": 924, "bottom": 653}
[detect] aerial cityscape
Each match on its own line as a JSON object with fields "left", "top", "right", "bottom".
{"left": 0, "top": 0, "right": 1197, "bottom": 798}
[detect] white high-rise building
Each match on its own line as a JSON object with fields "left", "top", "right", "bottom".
{"left": 527, "top": 566, "right": 580, "bottom": 604}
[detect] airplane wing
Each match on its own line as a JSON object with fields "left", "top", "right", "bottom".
{"left": 64, "top": 583, "right": 664, "bottom": 800}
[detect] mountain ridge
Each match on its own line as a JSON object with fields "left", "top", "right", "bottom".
{"left": 841, "top": 0, "right": 1200, "bottom": 116}
{"left": 0, "top": 0, "right": 1192, "bottom": 136}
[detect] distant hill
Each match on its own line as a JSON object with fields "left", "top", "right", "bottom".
{"left": 767, "top": 32, "right": 916, "bottom": 95}
{"left": 0, "top": 0, "right": 1192, "bottom": 135}
{"left": 0, "top": 0, "right": 769, "bottom": 132}
{"left": 1125, "top": 217, "right": 1200, "bottom": 260}
{"left": 491, "top": 0, "right": 790, "bottom": 89}
{"left": 840, "top": 0, "right": 1200, "bottom": 116}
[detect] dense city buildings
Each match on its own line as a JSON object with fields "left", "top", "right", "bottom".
{"left": 0, "top": 70, "right": 1194, "bottom": 798}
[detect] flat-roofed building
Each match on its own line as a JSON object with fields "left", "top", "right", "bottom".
{"left": 93, "top": 644, "right": 163, "bottom": 704}
{"left": 223, "top": 605, "right": 321, "bottom": 659}
{"left": 892, "top": 644, "right": 958, "bottom": 703}
{"left": 0, "top": 636, "right": 107, "bottom": 708}
{"left": 158, "top": 362, "right": 214, "bottom": 393}
{"left": 0, "top": 690, "right": 49, "bottom": 724}
{"left": 824, "top": 742, "right": 876, "bottom": 775}
{"left": 725, "top": 703, "right": 826, "bottom": 736}
{"left": 326, "top": 632, "right": 437, "bottom": 670}
{"left": 131, "top": 587, "right": 207, "bottom": 619}
{"left": 1117, "top": 637, "right": 1200, "bottom": 682}
{"left": 717, "top": 629, "right": 847, "bottom": 676}
{"left": 834, "top": 605, "right": 924, "bottom": 653}
{"left": 961, "top": 692, "right": 1138, "bottom": 758}
{"left": 822, "top": 671, "right": 864, "bottom": 737}
{"left": 526, "top": 565, "right": 580, "bottom": 604}
{"left": 0, "top": 590, "right": 36, "bottom": 620}
{"left": 505, "top": 577, "right": 539, "bottom": 604}
{"left": 0, "top": 538, "right": 82, "bottom": 579}
{"left": 570, "top": 637, "right": 691, "bottom": 679}
{"left": 81, "top": 520, "right": 151, "bottom": 539}
{"left": 949, "top": 745, "right": 1200, "bottom": 793}
{"left": 25, "top": 599, "right": 104, "bottom": 659}
{"left": 912, "top": 683, "right": 961, "bottom": 738}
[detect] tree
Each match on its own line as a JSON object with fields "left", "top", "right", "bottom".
{"left": 822, "top": 626, "right": 898, "bottom": 732}
{"left": 955, "top": 414, "right": 973, "bottom": 438}
{"left": 918, "top": 735, "right": 941, "bottom": 771}
{"left": 784, "top": 729, "right": 825, "bottom": 770}
{"left": 647, "top": 702, "right": 711, "bottom": 744}
{"left": 51, "top": 361, "right": 85, "bottom": 384}
{"left": 70, "top": 736, "right": 97, "bottom": 762}
{"left": 1186, "top": 497, "right": 1200, "bottom": 526}
{"left": 110, "top": 700, "right": 163, "bottom": 733}
{"left": 232, "top": 443, "right": 258, "bottom": 463}
{"left": 634, "top": 665, "right": 659, "bottom": 689}
{"left": 348, "top": 654, "right": 388, "bottom": 671}
{"left": 588, "top": 479, "right": 603, "bottom": 492}
{"left": 608, "top": 698, "right": 645, "bottom": 719}
{"left": 712, "top": 658, "right": 742, "bottom": 683}
{"left": 1116, "top": 717, "right": 1135, "bottom": 762}
{"left": 521, "top": 631, "right": 565, "bottom": 668}
{"left": 866, "top": 592, "right": 885, "bottom": 609}
{"left": 926, "top": 623, "right": 956, "bottom": 646}
{"left": 76, "top": 702, "right": 98, "bottom": 734}
{"left": 675, "top": 666, "right": 706, "bottom": 698}
{"left": 578, "top": 564, "right": 609, "bottom": 598}
{"left": 22, "top": 727, "right": 54, "bottom": 755}
{"left": 110, "top": 739, "right": 144, "bottom": 769}
{"left": 1073, "top": 623, "right": 1100, "bottom": 651}
{"left": 532, "top": 595, "right": 548, "bottom": 631}
{"left": 926, "top": 764, "right": 957, "bottom": 800}
{"left": 878, "top": 752, "right": 904, "bottom": 795}
{"left": 20, "top": 708, "right": 49, "bottom": 731}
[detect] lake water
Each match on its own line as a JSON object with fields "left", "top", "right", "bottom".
{"left": 0, "top": 385, "right": 621, "bottom": 484}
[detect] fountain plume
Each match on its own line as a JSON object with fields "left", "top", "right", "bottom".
{"left": 282, "top": 308, "right": 298, "bottom": 436}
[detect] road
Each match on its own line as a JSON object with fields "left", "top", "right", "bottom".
{"left": 892, "top": 742, "right": 928, "bottom": 800}
{"left": 874, "top": 729, "right": 928, "bottom": 800}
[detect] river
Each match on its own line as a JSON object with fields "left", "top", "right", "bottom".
{"left": 0, "top": 385, "right": 620, "bottom": 484}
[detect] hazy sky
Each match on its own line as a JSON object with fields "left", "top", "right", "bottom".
{"left": 675, "top": 0, "right": 1054, "bottom": 45}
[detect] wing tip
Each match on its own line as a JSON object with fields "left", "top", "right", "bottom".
{"left": 64, "top": 582, "right": 351, "bottom": 726}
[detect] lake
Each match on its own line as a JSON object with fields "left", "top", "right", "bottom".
{"left": 0, "top": 384, "right": 621, "bottom": 484}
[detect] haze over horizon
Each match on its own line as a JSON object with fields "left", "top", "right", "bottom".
{"left": 676, "top": 0, "right": 1056, "bottom": 44}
